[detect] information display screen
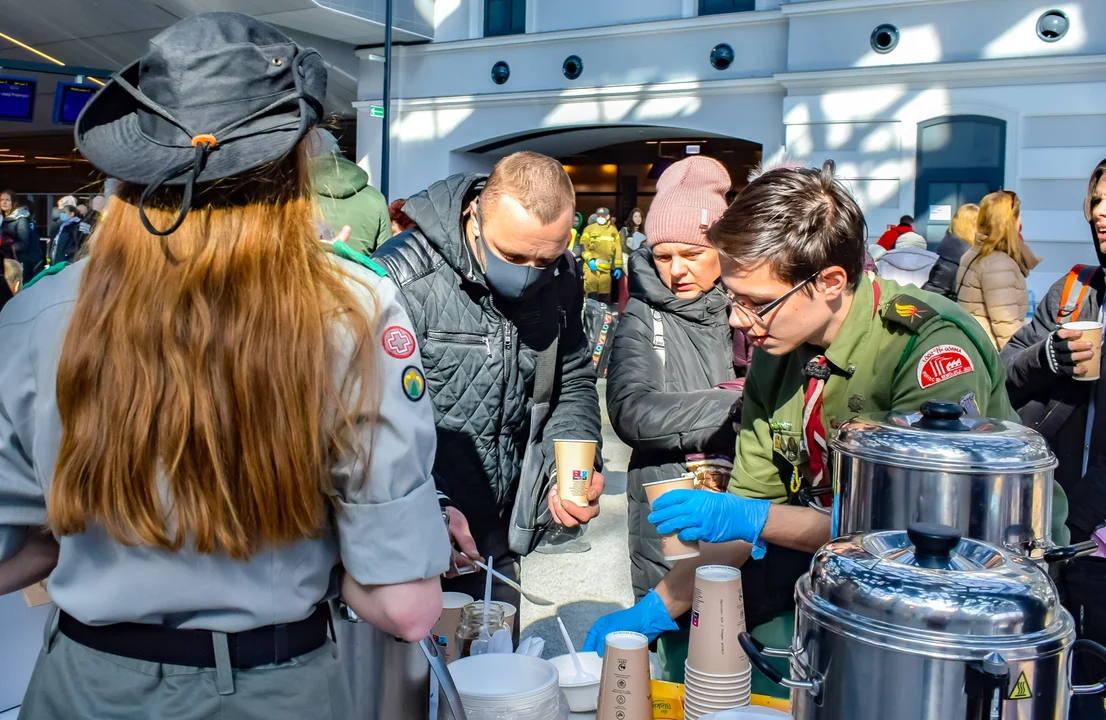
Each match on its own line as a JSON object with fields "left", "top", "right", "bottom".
{"left": 0, "top": 76, "right": 36, "bottom": 122}
{"left": 53, "top": 83, "right": 98, "bottom": 125}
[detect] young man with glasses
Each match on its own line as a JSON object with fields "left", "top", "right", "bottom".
{"left": 585, "top": 160, "right": 1024, "bottom": 665}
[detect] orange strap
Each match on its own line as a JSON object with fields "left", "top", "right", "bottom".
{"left": 1071, "top": 281, "right": 1092, "bottom": 324}
{"left": 1058, "top": 270, "right": 1080, "bottom": 324}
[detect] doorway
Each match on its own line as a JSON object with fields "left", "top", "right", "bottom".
{"left": 914, "top": 115, "right": 1006, "bottom": 244}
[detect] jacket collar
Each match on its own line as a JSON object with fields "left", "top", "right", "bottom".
{"left": 825, "top": 274, "right": 875, "bottom": 372}
{"left": 627, "top": 247, "right": 729, "bottom": 322}
{"left": 402, "top": 172, "right": 487, "bottom": 287}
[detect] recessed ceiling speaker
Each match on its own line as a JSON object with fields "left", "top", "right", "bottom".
{"left": 870, "top": 24, "right": 900, "bottom": 54}
{"left": 1037, "top": 10, "right": 1070, "bottom": 42}
{"left": 710, "top": 43, "right": 735, "bottom": 71}
{"left": 563, "top": 55, "right": 583, "bottom": 80}
{"left": 491, "top": 61, "right": 510, "bottom": 85}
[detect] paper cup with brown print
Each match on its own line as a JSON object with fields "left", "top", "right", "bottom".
{"left": 597, "top": 631, "right": 653, "bottom": 720}
{"left": 432, "top": 592, "right": 473, "bottom": 664}
{"left": 644, "top": 475, "right": 701, "bottom": 561}
{"left": 1063, "top": 321, "right": 1104, "bottom": 381}
{"left": 687, "top": 565, "right": 749, "bottom": 675}
{"left": 554, "top": 439, "right": 599, "bottom": 507}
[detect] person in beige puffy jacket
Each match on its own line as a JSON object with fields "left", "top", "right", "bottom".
{"left": 956, "top": 190, "right": 1041, "bottom": 349}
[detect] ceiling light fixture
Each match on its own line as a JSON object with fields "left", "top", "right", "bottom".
{"left": 0, "top": 31, "right": 107, "bottom": 85}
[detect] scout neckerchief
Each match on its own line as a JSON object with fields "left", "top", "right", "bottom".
{"left": 799, "top": 279, "right": 882, "bottom": 498}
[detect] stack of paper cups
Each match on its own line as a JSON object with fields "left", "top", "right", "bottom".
{"left": 596, "top": 631, "right": 653, "bottom": 720}
{"left": 683, "top": 566, "right": 751, "bottom": 719}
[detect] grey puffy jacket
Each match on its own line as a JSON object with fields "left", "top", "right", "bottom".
{"left": 606, "top": 249, "right": 741, "bottom": 601}
{"left": 373, "top": 174, "right": 602, "bottom": 532}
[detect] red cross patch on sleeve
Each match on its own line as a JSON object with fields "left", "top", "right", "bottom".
{"left": 917, "top": 345, "right": 975, "bottom": 388}
{"left": 383, "top": 325, "right": 416, "bottom": 359}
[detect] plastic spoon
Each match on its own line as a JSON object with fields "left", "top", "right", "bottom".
{"left": 556, "top": 617, "right": 597, "bottom": 683}
{"left": 470, "top": 555, "right": 494, "bottom": 655}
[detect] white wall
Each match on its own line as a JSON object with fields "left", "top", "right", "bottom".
{"left": 783, "top": 78, "right": 1106, "bottom": 297}
{"left": 786, "top": 0, "right": 1099, "bottom": 72}
{"left": 379, "top": 13, "right": 787, "bottom": 101}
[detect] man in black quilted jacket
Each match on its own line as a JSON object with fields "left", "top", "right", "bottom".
{"left": 373, "top": 152, "right": 604, "bottom": 615}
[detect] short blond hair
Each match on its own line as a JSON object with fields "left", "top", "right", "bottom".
{"left": 4, "top": 259, "right": 22, "bottom": 293}
{"left": 482, "top": 152, "right": 575, "bottom": 224}
{"left": 949, "top": 203, "right": 979, "bottom": 245}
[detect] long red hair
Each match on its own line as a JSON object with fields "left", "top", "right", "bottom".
{"left": 49, "top": 144, "right": 378, "bottom": 560}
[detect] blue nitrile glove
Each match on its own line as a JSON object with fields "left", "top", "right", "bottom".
{"left": 612, "top": 268, "right": 623, "bottom": 280}
{"left": 583, "top": 589, "right": 678, "bottom": 657}
{"left": 587, "top": 259, "right": 598, "bottom": 272}
{"left": 649, "top": 489, "right": 770, "bottom": 559}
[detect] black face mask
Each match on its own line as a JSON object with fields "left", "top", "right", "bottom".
{"left": 476, "top": 206, "right": 559, "bottom": 299}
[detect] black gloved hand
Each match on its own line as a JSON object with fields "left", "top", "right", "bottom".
{"left": 1044, "top": 328, "right": 1095, "bottom": 377}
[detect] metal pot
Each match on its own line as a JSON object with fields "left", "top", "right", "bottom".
{"left": 740, "top": 525, "right": 1106, "bottom": 720}
{"left": 830, "top": 401, "right": 1095, "bottom": 563}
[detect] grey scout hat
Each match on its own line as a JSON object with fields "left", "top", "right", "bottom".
{"left": 75, "top": 12, "right": 327, "bottom": 237}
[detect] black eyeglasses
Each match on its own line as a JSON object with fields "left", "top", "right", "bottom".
{"left": 725, "top": 270, "right": 821, "bottom": 323}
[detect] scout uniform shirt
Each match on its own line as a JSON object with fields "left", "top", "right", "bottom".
{"left": 731, "top": 274, "right": 1070, "bottom": 544}
{"left": 579, "top": 221, "right": 623, "bottom": 296}
{"left": 0, "top": 244, "right": 450, "bottom": 632}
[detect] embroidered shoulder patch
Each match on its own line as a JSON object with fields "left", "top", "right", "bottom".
{"left": 883, "top": 294, "right": 938, "bottom": 333}
{"left": 383, "top": 326, "right": 416, "bottom": 359}
{"left": 917, "top": 344, "right": 975, "bottom": 389}
{"left": 401, "top": 365, "right": 426, "bottom": 401}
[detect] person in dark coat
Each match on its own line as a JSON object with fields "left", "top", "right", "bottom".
{"left": 922, "top": 202, "right": 979, "bottom": 299}
{"left": 1002, "top": 159, "right": 1106, "bottom": 720}
{"left": 50, "top": 205, "right": 83, "bottom": 264}
{"left": 1, "top": 190, "right": 43, "bottom": 282}
{"left": 605, "top": 156, "right": 745, "bottom": 681}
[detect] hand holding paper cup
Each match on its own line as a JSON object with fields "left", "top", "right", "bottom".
{"left": 554, "top": 439, "right": 598, "bottom": 507}
{"left": 1062, "top": 321, "right": 1104, "bottom": 381}
{"left": 644, "top": 475, "right": 701, "bottom": 561}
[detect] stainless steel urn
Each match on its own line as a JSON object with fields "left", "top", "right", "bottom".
{"left": 740, "top": 525, "right": 1105, "bottom": 720}
{"left": 830, "top": 401, "right": 1061, "bottom": 560}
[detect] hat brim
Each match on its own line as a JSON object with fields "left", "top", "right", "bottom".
{"left": 76, "top": 59, "right": 315, "bottom": 186}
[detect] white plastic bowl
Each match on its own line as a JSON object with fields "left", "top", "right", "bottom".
{"left": 547, "top": 652, "right": 602, "bottom": 712}
{"left": 449, "top": 653, "right": 560, "bottom": 705}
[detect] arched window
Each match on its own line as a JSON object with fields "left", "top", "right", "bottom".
{"left": 914, "top": 115, "right": 1006, "bottom": 244}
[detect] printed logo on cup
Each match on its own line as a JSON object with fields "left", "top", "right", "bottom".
{"left": 917, "top": 344, "right": 974, "bottom": 389}
{"left": 435, "top": 635, "right": 448, "bottom": 647}
{"left": 573, "top": 469, "right": 589, "bottom": 480}
{"left": 691, "top": 611, "right": 700, "bottom": 628}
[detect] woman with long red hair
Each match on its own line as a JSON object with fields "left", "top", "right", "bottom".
{"left": 0, "top": 13, "right": 447, "bottom": 719}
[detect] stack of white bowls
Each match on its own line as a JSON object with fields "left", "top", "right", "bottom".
{"left": 448, "top": 653, "right": 565, "bottom": 720}
{"left": 683, "top": 565, "right": 753, "bottom": 719}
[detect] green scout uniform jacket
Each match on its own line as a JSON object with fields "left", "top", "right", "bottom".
{"left": 731, "top": 274, "right": 1069, "bottom": 544}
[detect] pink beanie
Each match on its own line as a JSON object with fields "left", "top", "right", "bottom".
{"left": 645, "top": 156, "right": 731, "bottom": 248}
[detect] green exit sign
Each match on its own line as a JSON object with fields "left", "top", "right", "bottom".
{"left": 370, "top": 105, "right": 385, "bottom": 118}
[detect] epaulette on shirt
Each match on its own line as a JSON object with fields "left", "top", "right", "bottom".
{"left": 881, "top": 293, "right": 940, "bottom": 334}
{"left": 329, "top": 240, "right": 387, "bottom": 278}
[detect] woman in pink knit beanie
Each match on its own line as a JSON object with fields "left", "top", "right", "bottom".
{"left": 602, "top": 156, "right": 750, "bottom": 680}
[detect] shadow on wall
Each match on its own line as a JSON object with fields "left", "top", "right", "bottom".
{"left": 522, "top": 600, "right": 626, "bottom": 658}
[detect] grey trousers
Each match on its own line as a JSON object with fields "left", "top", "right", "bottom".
{"left": 18, "top": 608, "right": 352, "bottom": 720}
